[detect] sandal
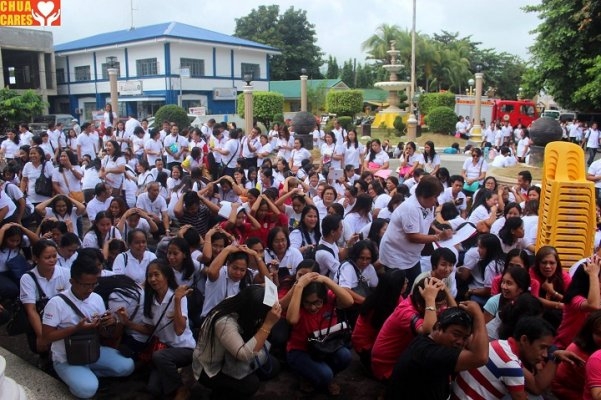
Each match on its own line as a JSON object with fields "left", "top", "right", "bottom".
{"left": 327, "top": 382, "right": 341, "bottom": 396}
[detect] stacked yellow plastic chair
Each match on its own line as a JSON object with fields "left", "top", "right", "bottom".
{"left": 537, "top": 142, "right": 596, "bottom": 268}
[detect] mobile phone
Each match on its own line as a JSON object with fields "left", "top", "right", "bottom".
{"left": 358, "top": 232, "right": 364, "bottom": 240}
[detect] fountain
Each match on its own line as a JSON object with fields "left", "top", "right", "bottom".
{"left": 373, "top": 41, "right": 411, "bottom": 129}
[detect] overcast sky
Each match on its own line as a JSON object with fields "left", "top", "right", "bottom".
{"left": 41, "top": 0, "right": 541, "bottom": 63}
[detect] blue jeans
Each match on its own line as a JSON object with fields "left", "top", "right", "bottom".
{"left": 54, "top": 346, "right": 135, "bottom": 399}
{"left": 287, "top": 347, "right": 352, "bottom": 388}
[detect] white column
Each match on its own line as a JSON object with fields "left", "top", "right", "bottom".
{"left": 406, "top": 0, "right": 418, "bottom": 140}
{"left": 108, "top": 68, "right": 119, "bottom": 119}
{"left": 244, "top": 84, "right": 253, "bottom": 134}
{"left": 471, "top": 72, "right": 484, "bottom": 142}
{"left": 300, "top": 74, "right": 308, "bottom": 112}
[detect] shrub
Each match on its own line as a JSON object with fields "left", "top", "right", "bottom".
{"left": 337, "top": 116, "right": 354, "bottom": 131}
{"left": 425, "top": 106, "right": 457, "bottom": 134}
{"left": 393, "top": 115, "right": 406, "bottom": 136}
{"left": 154, "top": 105, "right": 190, "bottom": 131}
{"left": 326, "top": 90, "right": 363, "bottom": 117}
{"left": 419, "top": 92, "right": 456, "bottom": 116}
{"left": 272, "top": 113, "right": 284, "bottom": 124}
{"left": 237, "top": 92, "right": 284, "bottom": 127}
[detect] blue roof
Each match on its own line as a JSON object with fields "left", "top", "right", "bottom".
{"left": 55, "top": 21, "right": 279, "bottom": 53}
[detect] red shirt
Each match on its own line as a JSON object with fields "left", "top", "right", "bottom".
{"left": 555, "top": 295, "right": 588, "bottom": 349}
{"left": 552, "top": 342, "right": 589, "bottom": 400}
{"left": 219, "top": 220, "right": 252, "bottom": 244}
{"left": 351, "top": 311, "right": 377, "bottom": 353}
{"left": 370, "top": 296, "right": 423, "bottom": 380}
{"left": 287, "top": 291, "right": 337, "bottom": 353}
{"left": 251, "top": 213, "right": 289, "bottom": 246}
{"left": 529, "top": 269, "right": 571, "bottom": 300}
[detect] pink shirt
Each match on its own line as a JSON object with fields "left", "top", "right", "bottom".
{"left": 370, "top": 297, "right": 423, "bottom": 380}
{"left": 351, "top": 311, "right": 377, "bottom": 354}
{"left": 552, "top": 342, "right": 589, "bottom": 400}
{"left": 584, "top": 349, "right": 601, "bottom": 400}
{"left": 555, "top": 295, "right": 588, "bottom": 349}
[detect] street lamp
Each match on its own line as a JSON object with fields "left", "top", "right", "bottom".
{"left": 467, "top": 78, "right": 475, "bottom": 96}
{"left": 300, "top": 68, "right": 308, "bottom": 112}
{"left": 243, "top": 73, "right": 254, "bottom": 134}
{"left": 106, "top": 56, "right": 119, "bottom": 119}
{"left": 517, "top": 87, "right": 523, "bottom": 100}
{"left": 472, "top": 64, "right": 484, "bottom": 142}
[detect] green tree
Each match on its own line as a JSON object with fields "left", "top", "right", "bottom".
{"left": 524, "top": 0, "right": 601, "bottom": 110}
{"left": 326, "top": 90, "right": 363, "bottom": 117}
{"left": 236, "top": 92, "right": 284, "bottom": 126}
{"left": 306, "top": 81, "right": 328, "bottom": 113}
{"left": 234, "top": 5, "right": 323, "bottom": 81}
{"left": 340, "top": 59, "right": 354, "bottom": 87}
{"left": 154, "top": 105, "right": 189, "bottom": 131}
{"left": 326, "top": 55, "right": 339, "bottom": 79}
{"left": 425, "top": 106, "right": 457, "bottom": 134}
{"left": 0, "top": 88, "right": 46, "bottom": 129}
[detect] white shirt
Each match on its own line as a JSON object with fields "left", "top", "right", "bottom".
{"left": 240, "top": 136, "right": 260, "bottom": 159}
{"left": 289, "top": 228, "right": 318, "bottom": 249}
{"left": 82, "top": 227, "right": 122, "bottom": 249}
{"left": 315, "top": 239, "right": 340, "bottom": 278}
{"left": 337, "top": 261, "right": 378, "bottom": 290}
{"left": 1, "top": 139, "right": 20, "bottom": 158}
{"left": 462, "top": 157, "right": 487, "bottom": 184}
{"left": 343, "top": 212, "right": 371, "bottom": 242}
{"left": 264, "top": 247, "right": 303, "bottom": 276}
{"left": 109, "top": 289, "right": 147, "bottom": 342}
{"left": 163, "top": 134, "right": 189, "bottom": 164}
{"left": 343, "top": 143, "right": 364, "bottom": 169}
{"left": 52, "top": 166, "right": 83, "bottom": 194}
{"left": 587, "top": 129, "right": 601, "bottom": 149}
{"left": 22, "top": 161, "right": 55, "bottom": 204}
{"left": 468, "top": 205, "right": 492, "bottom": 225}
{"left": 201, "top": 267, "right": 242, "bottom": 317}
{"left": 290, "top": 148, "right": 311, "bottom": 168}
{"left": 82, "top": 166, "right": 101, "bottom": 191}
{"left": 20, "top": 266, "right": 71, "bottom": 305}
{"left": 589, "top": 159, "right": 601, "bottom": 188}
{"left": 77, "top": 132, "right": 100, "bottom": 160}
{"left": 0, "top": 190, "right": 16, "bottom": 220}
{"left": 43, "top": 289, "right": 107, "bottom": 363}
{"left": 367, "top": 150, "right": 391, "bottom": 168}
{"left": 111, "top": 250, "right": 158, "bottom": 287}
{"left": 144, "top": 138, "right": 163, "bottom": 166}
{"left": 437, "top": 187, "right": 467, "bottom": 213}
{"left": 222, "top": 139, "right": 240, "bottom": 168}
{"left": 379, "top": 194, "right": 435, "bottom": 270}
{"left": 276, "top": 136, "right": 294, "bottom": 161}
{"left": 45, "top": 208, "right": 80, "bottom": 237}
{"left": 136, "top": 192, "right": 167, "bottom": 215}
{"left": 86, "top": 196, "right": 113, "bottom": 222}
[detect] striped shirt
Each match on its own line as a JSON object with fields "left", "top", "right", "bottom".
{"left": 452, "top": 338, "right": 525, "bottom": 399}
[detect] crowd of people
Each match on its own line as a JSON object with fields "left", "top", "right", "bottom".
{"left": 0, "top": 108, "right": 600, "bottom": 400}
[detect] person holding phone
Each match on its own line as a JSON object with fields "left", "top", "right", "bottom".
{"left": 437, "top": 175, "right": 468, "bottom": 218}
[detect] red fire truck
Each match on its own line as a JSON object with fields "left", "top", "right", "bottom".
{"left": 455, "top": 95, "right": 538, "bottom": 127}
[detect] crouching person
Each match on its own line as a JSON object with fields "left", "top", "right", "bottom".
{"left": 41, "top": 252, "right": 134, "bottom": 399}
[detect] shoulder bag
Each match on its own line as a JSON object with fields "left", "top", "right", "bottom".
{"left": 61, "top": 169, "right": 85, "bottom": 203}
{"left": 6, "top": 270, "right": 47, "bottom": 336}
{"left": 338, "top": 260, "right": 371, "bottom": 298}
{"left": 34, "top": 161, "right": 53, "bottom": 197}
{"left": 307, "top": 306, "right": 351, "bottom": 361}
{"left": 138, "top": 294, "right": 174, "bottom": 364}
{"left": 58, "top": 293, "right": 101, "bottom": 365}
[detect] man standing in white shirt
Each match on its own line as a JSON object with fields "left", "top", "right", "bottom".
{"left": 201, "top": 119, "right": 215, "bottom": 140}
{"left": 331, "top": 120, "right": 347, "bottom": 144}
{"left": 484, "top": 122, "right": 496, "bottom": 147}
{"left": 455, "top": 116, "right": 467, "bottom": 138}
{"left": 313, "top": 123, "right": 325, "bottom": 148}
{"left": 240, "top": 127, "right": 260, "bottom": 170}
{"left": 585, "top": 122, "right": 600, "bottom": 166}
{"left": 19, "top": 123, "right": 33, "bottom": 146}
{"left": 214, "top": 129, "right": 240, "bottom": 178}
{"left": 163, "top": 124, "right": 189, "bottom": 170}
{"left": 77, "top": 123, "right": 100, "bottom": 162}
{"left": 587, "top": 155, "right": 601, "bottom": 198}
{"left": 379, "top": 176, "right": 452, "bottom": 290}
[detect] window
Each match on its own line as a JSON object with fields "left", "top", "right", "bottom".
{"left": 56, "top": 68, "right": 65, "bottom": 84}
{"left": 136, "top": 58, "right": 158, "bottom": 76}
{"left": 74, "top": 66, "right": 91, "bottom": 81}
{"left": 180, "top": 58, "right": 205, "bottom": 77}
{"left": 241, "top": 63, "right": 260, "bottom": 80}
{"left": 101, "top": 62, "right": 121, "bottom": 80}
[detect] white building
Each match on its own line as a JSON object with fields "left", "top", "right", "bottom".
{"left": 53, "top": 21, "right": 279, "bottom": 121}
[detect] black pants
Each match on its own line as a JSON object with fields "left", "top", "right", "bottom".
{"left": 404, "top": 262, "right": 422, "bottom": 296}
{"left": 222, "top": 167, "right": 236, "bottom": 178}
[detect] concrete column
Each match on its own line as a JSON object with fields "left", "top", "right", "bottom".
{"left": 38, "top": 52, "right": 49, "bottom": 113}
{"left": 300, "top": 74, "right": 308, "bottom": 112}
{"left": 244, "top": 84, "right": 253, "bottom": 134}
{"left": 0, "top": 46, "right": 5, "bottom": 88}
{"left": 407, "top": 0, "right": 417, "bottom": 141}
{"left": 471, "top": 72, "right": 484, "bottom": 142}
{"left": 108, "top": 68, "right": 119, "bottom": 119}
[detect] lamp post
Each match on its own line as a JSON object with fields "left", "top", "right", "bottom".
{"left": 517, "top": 87, "right": 523, "bottom": 100}
{"left": 467, "top": 78, "right": 475, "bottom": 96}
{"left": 300, "top": 68, "right": 308, "bottom": 112}
{"left": 243, "top": 73, "right": 254, "bottom": 134}
{"left": 471, "top": 64, "right": 484, "bottom": 142}
{"left": 406, "top": 0, "right": 418, "bottom": 140}
{"left": 106, "top": 56, "right": 119, "bottom": 119}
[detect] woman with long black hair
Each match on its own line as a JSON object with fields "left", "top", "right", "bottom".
{"left": 289, "top": 205, "right": 321, "bottom": 256}
{"left": 100, "top": 140, "right": 126, "bottom": 197}
{"left": 193, "top": 285, "right": 281, "bottom": 399}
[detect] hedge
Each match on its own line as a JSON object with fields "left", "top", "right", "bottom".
{"left": 237, "top": 91, "right": 284, "bottom": 126}
{"left": 326, "top": 90, "right": 363, "bottom": 117}
{"left": 419, "top": 92, "right": 456, "bottom": 116}
{"left": 154, "top": 105, "right": 190, "bottom": 131}
{"left": 425, "top": 106, "right": 457, "bottom": 134}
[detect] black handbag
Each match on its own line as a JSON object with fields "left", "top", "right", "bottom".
{"left": 6, "top": 271, "right": 48, "bottom": 336}
{"left": 34, "top": 161, "right": 53, "bottom": 197}
{"left": 307, "top": 307, "right": 351, "bottom": 361}
{"left": 58, "top": 294, "right": 101, "bottom": 365}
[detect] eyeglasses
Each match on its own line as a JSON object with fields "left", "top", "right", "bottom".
{"left": 303, "top": 299, "right": 324, "bottom": 307}
{"left": 75, "top": 280, "right": 99, "bottom": 289}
